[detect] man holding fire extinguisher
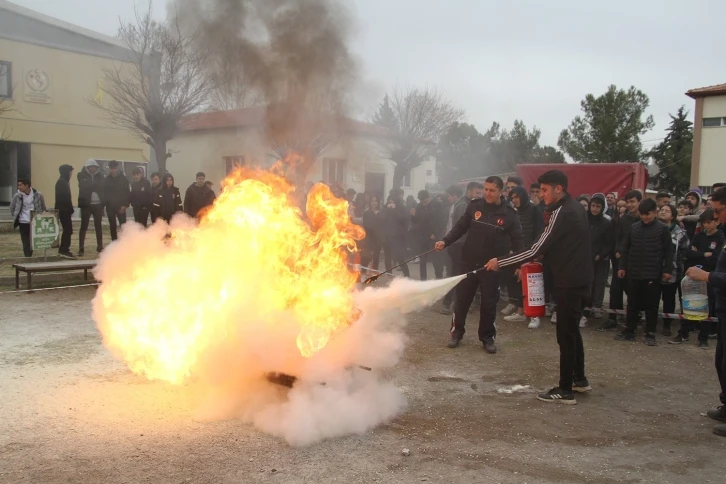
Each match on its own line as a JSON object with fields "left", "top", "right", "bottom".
{"left": 483, "top": 170, "right": 593, "bottom": 405}
{"left": 435, "top": 176, "right": 523, "bottom": 354}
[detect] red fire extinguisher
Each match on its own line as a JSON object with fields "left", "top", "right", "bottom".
{"left": 521, "top": 262, "right": 546, "bottom": 317}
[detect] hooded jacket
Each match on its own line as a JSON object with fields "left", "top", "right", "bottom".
{"left": 588, "top": 193, "right": 613, "bottom": 260}
{"left": 682, "top": 189, "right": 704, "bottom": 222}
{"left": 510, "top": 186, "right": 543, "bottom": 248}
{"left": 621, "top": 219, "right": 674, "bottom": 281}
{"left": 77, "top": 159, "right": 105, "bottom": 208}
{"left": 496, "top": 194, "right": 594, "bottom": 289}
{"left": 442, "top": 197, "right": 523, "bottom": 267}
{"left": 130, "top": 177, "right": 153, "bottom": 210}
{"left": 104, "top": 170, "right": 131, "bottom": 209}
{"left": 55, "top": 164, "right": 74, "bottom": 214}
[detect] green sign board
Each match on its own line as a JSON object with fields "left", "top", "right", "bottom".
{"left": 31, "top": 211, "right": 59, "bottom": 250}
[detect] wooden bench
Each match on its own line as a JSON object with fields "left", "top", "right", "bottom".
{"left": 12, "top": 260, "right": 97, "bottom": 290}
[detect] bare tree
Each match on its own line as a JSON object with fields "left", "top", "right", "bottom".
{"left": 372, "top": 86, "right": 464, "bottom": 189}
{"left": 90, "top": 2, "right": 209, "bottom": 174}
{"left": 206, "top": 54, "right": 263, "bottom": 111}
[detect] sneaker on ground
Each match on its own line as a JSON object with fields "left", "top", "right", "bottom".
{"left": 537, "top": 387, "right": 576, "bottom": 405}
{"left": 714, "top": 424, "right": 726, "bottom": 438}
{"left": 78, "top": 248, "right": 85, "bottom": 257}
{"left": 504, "top": 313, "right": 526, "bottom": 322}
{"left": 483, "top": 338, "right": 497, "bottom": 354}
{"left": 447, "top": 336, "right": 462, "bottom": 349}
{"left": 579, "top": 316, "right": 588, "bottom": 328}
{"left": 59, "top": 252, "right": 78, "bottom": 260}
{"left": 596, "top": 321, "right": 617, "bottom": 332}
{"left": 707, "top": 405, "right": 726, "bottom": 422}
{"left": 550, "top": 312, "right": 558, "bottom": 324}
{"left": 669, "top": 335, "right": 688, "bottom": 344}
{"left": 699, "top": 340, "right": 709, "bottom": 349}
{"left": 528, "top": 317, "right": 541, "bottom": 329}
{"left": 644, "top": 334, "right": 657, "bottom": 346}
{"left": 501, "top": 304, "right": 517, "bottom": 316}
{"left": 662, "top": 328, "right": 672, "bottom": 337}
{"left": 545, "top": 306, "right": 553, "bottom": 317}
{"left": 593, "top": 309, "right": 603, "bottom": 319}
{"left": 615, "top": 331, "right": 636, "bottom": 341}
{"left": 572, "top": 379, "right": 592, "bottom": 393}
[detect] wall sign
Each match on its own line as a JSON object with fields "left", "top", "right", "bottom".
{"left": 24, "top": 68, "right": 52, "bottom": 104}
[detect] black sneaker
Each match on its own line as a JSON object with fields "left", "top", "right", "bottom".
{"left": 537, "top": 387, "right": 576, "bottom": 405}
{"left": 596, "top": 321, "right": 618, "bottom": 332}
{"left": 572, "top": 379, "right": 592, "bottom": 393}
{"left": 707, "top": 405, "right": 726, "bottom": 422}
{"left": 59, "top": 252, "right": 78, "bottom": 260}
{"left": 447, "top": 336, "right": 462, "bottom": 349}
{"left": 483, "top": 338, "right": 497, "bottom": 354}
{"left": 78, "top": 248, "right": 85, "bottom": 257}
{"left": 669, "top": 335, "right": 689, "bottom": 344}
{"left": 662, "top": 328, "right": 672, "bottom": 337}
{"left": 614, "top": 332, "right": 635, "bottom": 341}
{"left": 699, "top": 340, "right": 709, "bottom": 349}
{"left": 714, "top": 424, "right": 726, "bottom": 438}
{"left": 644, "top": 334, "right": 657, "bottom": 346}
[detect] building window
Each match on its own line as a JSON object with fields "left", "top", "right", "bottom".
{"left": 323, "top": 158, "right": 347, "bottom": 184}
{"left": 402, "top": 171, "right": 412, "bottom": 188}
{"left": 703, "top": 117, "right": 726, "bottom": 127}
{"left": 426, "top": 169, "right": 433, "bottom": 176}
{"left": 224, "top": 156, "right": 245, "bottom": 175}
{"left": 0, "top": 61, "right": 11, "bottom": 98}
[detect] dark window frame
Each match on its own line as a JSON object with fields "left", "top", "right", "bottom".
{"left": 703, "top": 117, "right": 725, "bottom": 128}
{"left": 0, "top": 61, "right": 12, "bottom": 99}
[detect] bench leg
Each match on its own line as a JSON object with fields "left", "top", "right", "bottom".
{"left": 27, "top": 272, "right": 32, "bottom": 292}
{"left": 15, "top": 268, "right": 20, "bottom": 290}
{"left": 84, "top": 269, "right": 88, "bottom": 281}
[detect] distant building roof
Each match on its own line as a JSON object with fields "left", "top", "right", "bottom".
{"left": 686, "top": 83, "right": 726, "bottom": 99}
{"left": 180, "top": 105, "right": 394, "bottom": 138}
{"left": 0, "top": 0, "right": 131, "bottom": 61}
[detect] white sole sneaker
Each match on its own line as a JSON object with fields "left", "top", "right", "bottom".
{"left": 528, "top": 318, "right": 541, "bottom": 329}
{"left": 504, "top": 314, "right": 526, "bottom": 322}
{"left": 579, "top": 317, "right": 588, "bottom": 328}
{"left": 550, "top": 313, "right": 557, "bottom": 324}
{"left": 501, "top": 304, "right": 516, "bottom": 316}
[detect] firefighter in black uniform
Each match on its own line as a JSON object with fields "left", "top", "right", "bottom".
{"left": 435, "top": 176, "right": 523, "bottom": 354}
{"left": 483, "top": 170, "right": 594, "bottom": 405}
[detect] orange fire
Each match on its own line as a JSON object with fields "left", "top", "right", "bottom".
{"left": 93, "top": 166, "right": 364, "bottom": 384}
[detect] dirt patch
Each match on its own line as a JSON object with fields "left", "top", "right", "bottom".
{"left": 1, "top": 287, "right": 725, "bottom": 484}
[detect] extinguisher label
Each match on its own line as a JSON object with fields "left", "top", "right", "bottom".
{"left": 527, "top": 272, "right": 545, "bottom": 307}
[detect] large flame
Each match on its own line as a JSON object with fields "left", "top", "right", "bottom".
{"left": 93, "top": 166, "right": 364, "bottom": 384}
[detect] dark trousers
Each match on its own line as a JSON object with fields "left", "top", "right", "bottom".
{"left": 361, "top": 237, "right": 382, "bottom": 272}
{"left": 626, "top": 279, "right": 661, "bottom": 335}
{"left": 133, "top": 207, "right": 150, "bottom": 228}
{"left": 591, "top": 258, "right": 609, "bottom": 309}
{"left": 678, "top": 284, "right": 715, "bottom": 342}
{"left": 544, "top": 262, "right": 554, "bottom": 306}
{"left": 609, "top": 258, "right": 625, "bottom": 322}
{"left": 450, "top": 266, "right": 500, "bottom": 342}
{"left": 383, "top": 240, "right": 410, "bottom": 277}
{"left": 505, "top": 267, "right": 523, "bottom": 306}
{"left": 716, "top": 318, "right": 726, "bottom": 404}
{"left": 443, "top": 245, "right": 463, "bottom": 308}
{"left": 553, "top": 285, "right": 589, "bottom": 392}
{"left": 80, "top": 204, "right": 104, "bottom": 250}
{"left": 18, "top": 222, "right": 32, "bottom": 257}
{"left": 106, "top": 206, "right": 127, "bottom": 240}
{"left": 660, "top": 282, "right": 681, "bottom": 330}
{"left": 417, "top": 240, "right": 443, "bottom": 281}
{"left": 58, "top": 211, "right": 73, "bottom": 254}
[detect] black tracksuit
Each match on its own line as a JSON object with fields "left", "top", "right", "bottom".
{"left": 153, "top": 186, "right": 184, "bottom": 223}
{"left": 610, "top": 212, "right": 641, "bottom": 323}
{"left": 442, "top": 198, "right": 523, "bottom": 342}
{"left": 77, "top": 166, "right": 105, "bottom": 251}
{"left": 410, "top": 200, "right": 443, "bottom": 280}
{"left": 681, "top": 230, "right": 725, "bottom": 341}
{"left": 104, "top": 173, "right": 131, "bottom": 240}
{"left": 497, "top": 194, "right": 593, "bottom": 393}
{"left": 130, "top": 178, "right": 153, "bottom": 227}
{"left": 588, "top": 209, "right": 614, "bottom": 311}
{"left": 382, "top": 201, "right": 410, "bottom": 277}
{"left": 708, "top": 245, "right": 726, "bottom": 405}
{"left": 621, "top": 220, "right": 674, "bottom": 336}
{"left": 362, "top": 209, "right": 384, "bottom": 271}
{"left": 54, "top": 165, "right": 74, "bottom": 254}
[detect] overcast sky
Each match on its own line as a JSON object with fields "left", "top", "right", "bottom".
{"left": 11, "top": 0, "right": 726, "bottom": 148}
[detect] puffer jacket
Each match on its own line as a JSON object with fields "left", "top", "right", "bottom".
{"left": 77, "top": 160, "right": 105, "bottom": 208}
{"left": 621, "top": 220, "right": 674, "bottom": 280}
{"left": 10, "top": 188, "right": 47, "bottom": 226}
{"left": 664, "top": 223, "right": 689, "bottom": 284}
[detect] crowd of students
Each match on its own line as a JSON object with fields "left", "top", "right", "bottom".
{"left": 9, "top": 160, "right": 216, "bottom": 259}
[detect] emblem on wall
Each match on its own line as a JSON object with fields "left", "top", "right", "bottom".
{"left": 24, "top": 68, "right": 52, "bottom": 104}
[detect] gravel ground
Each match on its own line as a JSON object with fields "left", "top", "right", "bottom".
{"left": 2, "top": 287, "right": 726, "bottom": 483}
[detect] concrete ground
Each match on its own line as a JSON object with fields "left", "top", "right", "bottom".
{"left": 2, "top": 286, "right": 725, "bottom": 484}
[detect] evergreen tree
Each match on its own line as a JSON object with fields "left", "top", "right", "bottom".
{"left": 649, "top": 106, "right": 693, "bottom": 197}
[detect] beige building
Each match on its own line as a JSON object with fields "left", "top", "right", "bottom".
{"left": 686, "top": 83, "right": 726, "bottom": 192}
{"left": 0, "top": 0, "right": 146, "bottom": 213}
{"left": 168, "top": 106, "right": 438, "bottom": 199}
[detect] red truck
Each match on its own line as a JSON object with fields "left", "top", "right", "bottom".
{"left": 515, "top": 163, "right": 649, "bottom": 198}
